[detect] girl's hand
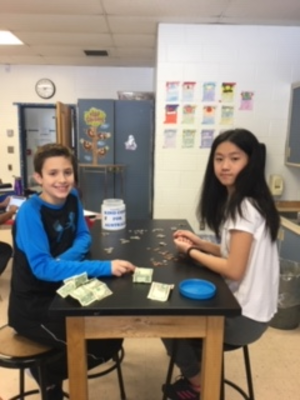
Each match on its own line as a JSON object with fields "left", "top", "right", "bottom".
{"left": 111, "top": 260, "right": 136, "bottom": 277}
{"left": 174, "top": 237, "right": 192, "bottom": 255}
{"left": 8, "top": 205, "right": 18, "bottom": 214}
{"left": 173, "top": 230, "right": 198, "bottom": 246}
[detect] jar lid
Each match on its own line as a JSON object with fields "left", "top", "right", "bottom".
{"left": 103, "top": 199, "right": 124, "bottom": 205}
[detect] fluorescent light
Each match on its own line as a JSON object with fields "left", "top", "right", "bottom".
{"left": 0, "top": 31, "right": 23, "bottom": 45}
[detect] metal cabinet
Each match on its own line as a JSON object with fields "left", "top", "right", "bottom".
{"left": 285, "top": 83, "right": 300, "bottom": 166}
{"left": 278, "top": 226, "right": 300, "bottom": 262}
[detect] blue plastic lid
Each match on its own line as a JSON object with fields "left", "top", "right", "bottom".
{"left": 179, "top": 279, "right": 216, "bottom": 300}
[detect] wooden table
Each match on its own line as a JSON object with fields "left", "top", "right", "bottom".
{"left": 50, "top": 219, "right": 241, "bottom": 400}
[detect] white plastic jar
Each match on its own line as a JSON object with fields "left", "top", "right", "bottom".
{"left": 101, "top": 199, "right": 126, "bottom": 230}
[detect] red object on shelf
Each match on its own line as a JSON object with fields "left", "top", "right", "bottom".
{"left": 85, "top": 216, "right": 95, "bottom": 229}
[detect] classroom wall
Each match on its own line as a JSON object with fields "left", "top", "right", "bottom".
{"left": 154, "top": 24, "right": 300, "bottom": 231}
{"left": 0, "top": 64, "right": 154, "bottom": 182}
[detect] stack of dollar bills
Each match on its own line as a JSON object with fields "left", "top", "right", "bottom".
{"left": 147, "top": 282, "right": 174, "bottom": 302}
{"left": 132, "top": 267, "right": 153, "bottom": 283}
{"left": 56, "top": 272, "right": 112, "bottom": 306}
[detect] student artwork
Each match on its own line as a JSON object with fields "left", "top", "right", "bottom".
{"left": 164, "top": 104, "right": 179, "bottom": 124}
{"left": 166, "top": 81, "right": 180, "bottom": 102}
{"left": 182, "top": 129, "right": 196, "bottom": 148}
{"left": 239, "top": 91, "right": 254, "bottom": 110}
{"left": 202, "top": 82, "right": 216, "bottom": 102}
{"left": 202, "top": 106, "right": 216, "bottom": 125}
{"left": 182, "top": 82, "right": 196, "bottom": 102}
{"left": 200, "top": 129, "right": 215, "bottom": 148}
{"left": 220, "top": 106, "right": 234, "bottom": 125}
{"left": 80, "top": 107, "right": 111, "bottom": 164}
{"left": 124, "top": 135, "right": 137, "bottom": 151}
{"left": 221, "top": 82, "right": 236, "bottom": 103}
{"left": 163, "top": 129, "right": 177, "bottom": 149}
{"left": 182, "top": 105, "right": 197, "bottom": 124}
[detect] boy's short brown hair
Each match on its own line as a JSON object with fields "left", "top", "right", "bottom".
{"left": 34, "top": 143, "right": 77, "bottom": 176}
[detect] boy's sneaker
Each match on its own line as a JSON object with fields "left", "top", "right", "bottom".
{"left": 162, "top": 377, "right": 200, "bottom": 400}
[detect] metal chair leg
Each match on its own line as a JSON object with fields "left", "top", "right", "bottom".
{"left": 37, "top": 363, "right": 48, "bottom": 400}
{"left": 113, "top": 351, "right": 127, "bottom": 400}
{"left": 20, "top": 368, "right": 25, "bottom": 400}
{"left": 243, "top": 346, "right": 255, "bottom": 400}
{"left": 162, "top": 340, "right": 177, "bottom": 400}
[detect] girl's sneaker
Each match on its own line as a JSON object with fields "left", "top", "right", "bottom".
{"left": 162, "top": 377, "right": 200, "bottom": 400}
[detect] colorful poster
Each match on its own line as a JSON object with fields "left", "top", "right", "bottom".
{"left": 202, "top": 82, "right": 216, "bottom": 102}
{"left": 202, "top": 106, "right": 216, "bottom": 125}
{"left": 200, "top": 129, "right": 215, "bottom": 148}
{"left": 163, "top": 129, "right": 177, "bottom": 148}
{"left": 221, "top": 82, "right": 236, "bottom": 103}
{"left": 220, "top": 106, "right": 234, "bottom": 125}
{"left": 239, "top": 91, "right": 254, "bottom": 110}
{"left": 166, "top": 81, "right": 180, "bottom": 102}
{"left": 182, "top": 104, "right": 197, "bottom": 124}
{"left": 164, "top": 104, "right": 179, "bottom": 124}
{"left": 182, "top": 82, "right": 196, "bottom": 102}
{"left": 182, "top": 130, "right": 196, "bottom": 148}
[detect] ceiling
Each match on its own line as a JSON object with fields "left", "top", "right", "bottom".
{"left": 1, "top": 0, "right": 300, "bottom": 68}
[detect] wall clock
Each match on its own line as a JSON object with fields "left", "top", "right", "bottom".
{"left": 35, "top": 78, "right": 56, "bottom": 99}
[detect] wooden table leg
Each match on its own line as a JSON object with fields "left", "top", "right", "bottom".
{"left": 66, "top": 317, "right": 88, "bottom": 400}
{"left": 201, "top": 316, "right": 224, "bottom": 400}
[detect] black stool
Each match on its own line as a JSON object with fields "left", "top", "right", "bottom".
{"left": 220, "top": 344, "right": 254, "bottom": 400}
{"left": 0, "top": 325, "right": 69, "bottom": 400}
{"left": 87, "top": 346, "right": 126, "bottom": 400}
{"left": 162, "top": 341, "right": 254, "bottom": 400}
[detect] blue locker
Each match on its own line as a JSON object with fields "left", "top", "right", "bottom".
{"left": 77, "top": 99, "right": 154, "bottom": 219}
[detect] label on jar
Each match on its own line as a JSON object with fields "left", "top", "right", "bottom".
{"left": 101, "top": 199, "right": 126, "bottom": 230}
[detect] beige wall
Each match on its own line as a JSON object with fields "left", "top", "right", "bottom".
{"left": 154, "top": 24, "right": 300, "bottom": 231}
{"left": 0, "top": 65, "right": 154, "bottom": 182}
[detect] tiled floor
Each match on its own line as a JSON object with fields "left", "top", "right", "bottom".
{"left": 1, "top": 228, "right": 299, "bottom": 400}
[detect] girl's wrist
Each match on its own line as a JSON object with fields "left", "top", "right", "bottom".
{"left": 186, "top": 246, "right": 201, "bottom": 258}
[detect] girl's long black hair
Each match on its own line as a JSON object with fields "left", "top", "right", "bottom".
{"left": 197, "top": 128, "right": 280, "bottom": 241}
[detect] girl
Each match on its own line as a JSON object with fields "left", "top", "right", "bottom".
{"left": 162, "top": 128, "right": 280, "bottom": 400}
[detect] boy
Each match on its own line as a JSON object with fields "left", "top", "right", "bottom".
{"left": 8, "top": 143, "right": 135, "bottom": 400}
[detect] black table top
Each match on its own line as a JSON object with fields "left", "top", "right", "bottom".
{"left": 50, "top": 219, "right": 241, "bottom": 318}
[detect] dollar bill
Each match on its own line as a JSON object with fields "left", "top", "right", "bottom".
{"left": 92, "top": 284, "right": 112, "bottom": 301}
{"left": 147, "top": 281, "right": 174, "bottom": 302}
{"left": 133, "top": 267, "right": 153, "bottom": 284}
{"left": 70, "top": 286, "right": 97, "bottom": 306}
{"left": 56, "top": 280, "right": 76, "bottom": 298}
{"left": 57, "top": 274, "right": 113, "bottom": 306}
{"left": 82, "top": 279, "right": 113, "bottom": 301}
{"left": 63, "top": 272, "right": 88, "bottom": 287}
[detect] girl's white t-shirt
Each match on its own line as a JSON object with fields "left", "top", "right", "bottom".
{"left": 220, "top": 198, "right": 279, "bottom": 322}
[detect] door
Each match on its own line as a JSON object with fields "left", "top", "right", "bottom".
{"left": 24, "top": 107, "right": 56, "bottom": 188}
{"left": 16, "top": 103, "right": 77, "bottom": 190}
{"left": 56, "top": 101, "right": 72, "bottom": 148}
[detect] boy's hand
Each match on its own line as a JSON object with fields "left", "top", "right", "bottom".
{"left": 111, "top": 260, "right": 136, "bottom": 277}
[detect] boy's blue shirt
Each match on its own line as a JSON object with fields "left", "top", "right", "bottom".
{"left": 15, "top": 188, "right": 112, "bottom": 282}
